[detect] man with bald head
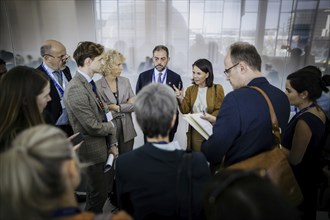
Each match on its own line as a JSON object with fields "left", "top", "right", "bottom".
{"left": 37, "top": 39, "right": 73, "bottom": 135}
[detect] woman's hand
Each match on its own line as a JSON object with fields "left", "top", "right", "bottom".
{"left": 108, "top": 103, "right": 120, "bottom": 112}
{"left": 173, "top": 84, "right": 184, "bottom": 103}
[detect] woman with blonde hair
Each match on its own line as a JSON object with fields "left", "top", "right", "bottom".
{"left": 0, "top": 125, "right": 131, "bottom": 220}
{"left": 96, "top": 49, "right": 136, "bottom": 154}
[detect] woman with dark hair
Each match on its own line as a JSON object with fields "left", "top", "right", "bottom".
{"left": 282, "top": 65, "right": 330, "bottom": 220}
{"left": 175, "top": 59, "right": 224, "bottom": 151}
{"left": 0, "top": 66, "right": 51, "bottom": 151}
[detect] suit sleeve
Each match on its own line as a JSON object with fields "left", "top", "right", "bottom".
{"left": 136, "top": 74, "right": 142, "bottom": 94}
{"left": 201, "top": 93, "right": 241, "bottom": 164}
{"left": 210, "top": 84, "right": 225, "bottom": 117}
{"left": 120, "top": 79, "right": 135, "bottom": 113}
{"left": 179, "top": 86, "right": 193, "bottom": 114}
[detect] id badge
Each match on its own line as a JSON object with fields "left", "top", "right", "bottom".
{"left": 106, "top": 111, "right": 113, "bottom": 122}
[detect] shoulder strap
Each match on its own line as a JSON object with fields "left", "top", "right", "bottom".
{"left": 245, "top": 86, "right": 281, "bottom": 145}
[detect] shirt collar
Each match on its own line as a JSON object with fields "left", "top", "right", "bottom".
{"left": 152, "top": 141, "right": 183, "bottom": 151}
{"left": 77, "top": 69, "right": 93, "bottom": 83}
{"left": 43, "top": 62, "right": 58, "bottom": 74}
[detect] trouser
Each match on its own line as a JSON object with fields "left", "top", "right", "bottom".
{"left": 85, "top": 162, "right": 110, "bottom": 213}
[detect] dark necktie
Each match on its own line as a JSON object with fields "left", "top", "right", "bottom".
{"left": 158, "top": 72, "right": 163, "bottom": 83}
{"left": 90, "top": 80, "right": 97, "bottom": 93}
{"left": 90, "top": 80, "right": 105, "bottom": 111}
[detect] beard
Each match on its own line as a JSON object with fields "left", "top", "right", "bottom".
{"left": 155, "top": 64, "right": 165, "bottom": 72}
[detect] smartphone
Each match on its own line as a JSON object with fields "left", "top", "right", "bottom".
{"left": 70, "top": 133, "right": 84, "bottom": 146}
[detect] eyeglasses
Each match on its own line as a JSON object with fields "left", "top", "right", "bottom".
{"left": 224, "top": 63, "right": 239, "bottom": 76}
{"left": 45, "top": 54, "right": 70, "bottom": 61}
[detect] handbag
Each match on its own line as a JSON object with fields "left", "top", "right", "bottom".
{"left": 218, "top": 86, "right": 303, "bottom": 206}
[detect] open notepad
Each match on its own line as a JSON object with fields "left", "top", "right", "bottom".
{"left": 182, "top": 113, "right": 213, "bottom": 139}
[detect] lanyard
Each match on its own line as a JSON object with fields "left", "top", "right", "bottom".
{"left": 42, "top": 64, "right": 64, "bottom": 97}
{"left": 152, "top": 69, "right": 167, "bottom": 84}
{"left": 289, "top": 103, "right": 316, "bottom": 123}
{"left": 50, "top": 207, "right": 81, "bottom": 218}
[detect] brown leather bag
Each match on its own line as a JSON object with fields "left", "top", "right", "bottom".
{"left": 218, "top": 86, "right": 303, "bottom": 206}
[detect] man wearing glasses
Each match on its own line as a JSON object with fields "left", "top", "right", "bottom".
{"left": 201, "top": 42, "right": 290, "bottom": 174}
{"left": 37, "top": 39, "right": 73, "bottom": 136}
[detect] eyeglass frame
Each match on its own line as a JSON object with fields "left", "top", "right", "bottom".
{"left": 224, "top": 63, "right": 239, "bottom": 76}
{"left": 44, "top": 53, "right": 70, "bottom": 61}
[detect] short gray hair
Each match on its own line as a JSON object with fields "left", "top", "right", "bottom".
{"left": 134, "top": 83, "right": 177, "bottom": 138}
{"left": 0, "top": 125, "right": 79, "bottom": 219}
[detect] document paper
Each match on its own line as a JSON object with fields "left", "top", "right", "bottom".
{"left": 182, "top": 113, "right": 213, "bottom": 139}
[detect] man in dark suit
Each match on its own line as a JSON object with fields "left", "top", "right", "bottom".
{"left": 136, "top": 45, "right": 183, "bottom": 142}
{"left": 37, "top": 39, "right": 73, "bottom": 136}
{"left": 201, "top": 42, "right": 290, "bottom": 173}
{"left": 64, "top": 41, "right": 118, "bottom": 213}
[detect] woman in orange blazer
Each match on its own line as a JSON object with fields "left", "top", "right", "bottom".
{"left": 175, "top": 59, "right": 224, "bottom": 151}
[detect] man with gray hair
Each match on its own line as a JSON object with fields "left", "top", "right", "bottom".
{"left": 116, "top": 83, "right": 211, "bottom": 220}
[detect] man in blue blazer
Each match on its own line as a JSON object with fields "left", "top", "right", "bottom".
{"left": 201, "top": 42, "right": 290, "bottom": 173}
{"left": 37, "top": 40, "right": 73, "bottom": 136}
{"left": 136, "top": 45, "right": 183, "bottom": 142}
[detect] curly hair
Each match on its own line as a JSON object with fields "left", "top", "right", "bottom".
{"left": 102, "top": 49, "right": 125, "bottom": 76}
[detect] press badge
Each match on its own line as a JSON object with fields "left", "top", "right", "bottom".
{"left": 106, "top": 111, "right": 113, "bottom": 122}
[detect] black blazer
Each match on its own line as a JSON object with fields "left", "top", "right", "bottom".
{"left": 136, "top": 68, "right": 183, "bottom": 94}
{"left": 37, "top": 65, "right": 72, "bottom": 124}
{"left": 136, "top": 68, "right": 183, "bottom": 141}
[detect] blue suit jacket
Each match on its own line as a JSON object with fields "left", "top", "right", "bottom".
{"left": 136, "top": 68, "right": 183, "bottom": 139}
{"left": 135, "top": 68, "right": 183, "bottom": 94}
{"left": 201, "top": 77, "right": 290, "bottom": 168}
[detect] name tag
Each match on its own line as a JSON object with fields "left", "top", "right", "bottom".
{"left": 106, "top": 111, "right": 113, "bottom": 122}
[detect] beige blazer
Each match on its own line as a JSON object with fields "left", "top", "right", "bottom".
{"left": 96, "top": 76, "right": 137, "bottom": 142}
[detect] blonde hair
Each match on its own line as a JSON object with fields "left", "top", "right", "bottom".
{"left": 0, "top": 125, "right": 79, "bottom": 220}
{"left": 102, "top": 49, "right": 125, "bottom": 76}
